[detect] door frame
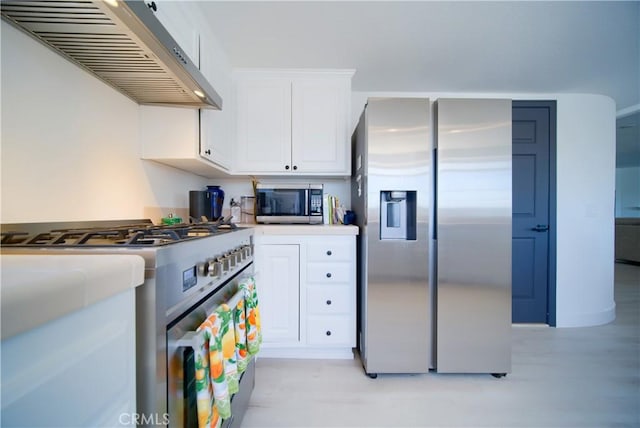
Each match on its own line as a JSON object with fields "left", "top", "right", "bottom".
{"left": 512, "top": 100, "right": 557, "bottom": 326}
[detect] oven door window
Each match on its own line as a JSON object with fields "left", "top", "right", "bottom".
{"left": 257, "top": 189, "right": 307, "bottom": 216}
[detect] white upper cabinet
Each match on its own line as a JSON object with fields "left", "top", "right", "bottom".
{"left": 292, "top": 78, "right": 350, "bottom": 174}
{"left": 234, "top": 70, "right": 354, "bottom": 176}
{"left": 198, "top": 24, "right": 233, "bottom": 171}
{"left": 235, "top": 77, "right": 292, "bottom": 172}
{"left": 141, "top": 2, "right": 233, "bottom": 177}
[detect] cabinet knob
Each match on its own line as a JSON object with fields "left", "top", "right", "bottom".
{"left": 326, "top": 272, "right": 332, "bottom": 278}
{"left": 326, "top": 299, "right": 332, "bottom": 305}
{"left": 146, "top": 1, "right": 157, "bottom": 12}
{"left": 205, "top": 149, "right": 211, "bottom": 155}
{"left": 285, "top": 165, "right": 290, "bottom": 170}
{"left": 293, "top": 165, "right": 298, "bottom": 171}
{"left": 326, "top": 250, "right": 332, "bottom": 256}
{"left": 326, "top": 331, "right": 332, "bottom": 336}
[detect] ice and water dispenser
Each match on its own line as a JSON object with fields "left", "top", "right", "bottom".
{"left": 380, "top": 191, "right": 417, "bottom": 240}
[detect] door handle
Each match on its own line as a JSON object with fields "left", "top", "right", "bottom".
{"left": 531, "top": 224, "right": 549, "bottom": 232}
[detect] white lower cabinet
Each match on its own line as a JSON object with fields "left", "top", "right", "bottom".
{"left": 257, "top": 243, "right": 300, "bottom": 344}
{"left": 255, "top": 234, "right": 356, "bottom": 359}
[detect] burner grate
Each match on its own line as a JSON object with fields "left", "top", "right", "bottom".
{"left": 0, "top": 219, "right": 243, "bottom": 248}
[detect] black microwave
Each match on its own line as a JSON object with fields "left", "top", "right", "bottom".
{"left": 255, "top": 184, "right": 323, "bottom": 224}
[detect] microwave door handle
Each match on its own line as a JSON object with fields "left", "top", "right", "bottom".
{"left": 304, "top": 191, "right": 309, "bottom": 216}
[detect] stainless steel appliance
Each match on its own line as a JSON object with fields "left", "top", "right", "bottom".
{"left": 0, "top": 0, "right": 222, "bottom": 109}
{"left": 434, "top": 98, "right": 512, "bottom": 375}
{"left": 0, "top": 218, "right": 256, "bottom": 427}
{"left": 351, "top": 97, "right": 512, "bottom": 377}
{"left": 352, "top": 98, "right": 432, "bottom": 376}
{"left": 255, "top": 183, "right": 323, "bottom": 224}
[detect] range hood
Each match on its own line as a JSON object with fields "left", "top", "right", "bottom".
{"left": 1, "top": 0, "right": 222, "bottom": 109}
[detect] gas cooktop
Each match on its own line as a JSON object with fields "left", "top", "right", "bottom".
{"left": 0, "top": 218, "right": 241, "bottom": 248}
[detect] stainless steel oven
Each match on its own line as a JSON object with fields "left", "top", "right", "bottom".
{"left": 255, "top": 183, "right": 323, "bottom": 224}
{"left": 167, "top": 269, "right": 255, "bottom": 428}
{"left": 0, "top": 219, "right": 256, "bottom": 428}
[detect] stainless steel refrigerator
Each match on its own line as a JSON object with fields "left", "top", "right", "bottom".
{"left": 352, "top": 97, "right": 512, "bottom": 377}
{"left": 352, "top": 98, "right": 432, "bottom": 376}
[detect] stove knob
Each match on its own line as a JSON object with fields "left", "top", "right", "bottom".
{"left": 226, "top": 252, "right": 237, "bottom": 268}
{"left": 243, "top": 246, "right": 252, "bottom": 258}
{"left": 219, "top": 256, "right": 230, "bottom": 273}
{"left": 210, "top": 261, "right": 222, "bottom": 278}
{"left": 197, "top": 262, "right": 208, "bottom": 276}
{"left": 239, "top": 246, "right": 248, "bottom": 259}
{"left": 234, "top": 249, "right": 245, "bottom": 263}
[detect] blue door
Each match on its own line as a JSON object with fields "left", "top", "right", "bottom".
{"left": 512, "top": 101, "right": 556, "bottom": 323}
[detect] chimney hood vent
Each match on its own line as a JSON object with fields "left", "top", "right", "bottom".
{"left": 1, "top": 0, "right": 222, "bottom": 109}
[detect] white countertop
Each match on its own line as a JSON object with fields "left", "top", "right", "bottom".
{"left": 246, "top": 224, "right": 359, "bottom": 236}
{"left": 0, "top": 254, "right": 145, "bottom": 340}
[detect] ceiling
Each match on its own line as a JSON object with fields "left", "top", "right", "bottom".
{"left": 198, "top": 1, "right": 640, "bottom": 112}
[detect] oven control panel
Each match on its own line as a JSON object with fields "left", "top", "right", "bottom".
{"left": 165, "top": 228, "right": 255, "bottom": 319}
{"left": 196, "top": 244, "right": 253, "bottom": 280}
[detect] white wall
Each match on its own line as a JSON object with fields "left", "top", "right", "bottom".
{"left": 555, "top": 95, "right": 616, "bottom": 327}
{"left": 615, "top": 166, "right": 640, "bottom": 217}
{"left": 353, "top": 91, "right": 617, "bottom": 328}
{"left": 0, "top": 22, "right": 209, "bottom": 223}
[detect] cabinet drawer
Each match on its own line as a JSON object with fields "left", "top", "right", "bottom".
{"left": 307, "top": 241, "right": 352, "bottom": 262}
{"left": 307, "top": 262, "right": 351, "bottom": 283}
{"left": 307, "top": 316, "right": 352, "bottom": 345}
{"left": 307, "top": 286, "right": 351, "bottom": 315}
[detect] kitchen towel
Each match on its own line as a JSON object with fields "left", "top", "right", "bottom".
{"left": 232, "top": 289, "right": 249, "bottom": 374}
{"left": 201, "top": 312, "right": 231, "bottom": 420}
{"left": 195, "top": 317, "right": 222, "bottom": 428}
{"left": 239, "top": 275, "right": 262, "bottom": 355}
{"left": 216, "top": 303, "right": 239, "bottom": 395}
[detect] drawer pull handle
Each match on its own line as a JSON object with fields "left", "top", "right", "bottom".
{"left": 326, "top": 331, "right": 332, "bottom": 336}
{"left": 326, "top": 273, "right": 332, "bottom": 278}
{"left": 326, "top": 300, "right": 332, "bottom": 305}
{"left": 326, "top": 250, "right": 332, "bottom": 256}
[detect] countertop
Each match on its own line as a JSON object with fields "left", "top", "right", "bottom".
{"left": 0, "top": 254, "right": 145, "bottom": 340}
{"left": 245, "top": 224, "right": 359, "bottom": 236}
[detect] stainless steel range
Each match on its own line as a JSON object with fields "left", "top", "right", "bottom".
{"left": 1, "top": 218, "right": 256, "bottom": 427}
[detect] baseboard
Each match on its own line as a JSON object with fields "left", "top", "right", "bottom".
{"left": 556, "top": 303, "right": 616, "bottom": 328}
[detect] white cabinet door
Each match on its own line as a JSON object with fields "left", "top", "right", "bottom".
{"left": 140, "top": 105, "right": 230, "bottom": 178}
{"left": 199, "top": 31, "right": 232, "bottom": 170}
{"left": 235, "top": 78, "right": 292, "bottom": 173}
{"left": 257, "top": 244, "right": 300, "bottom": 344}
{"left": 291, "top": 78, "right": 350, "bottom": 174}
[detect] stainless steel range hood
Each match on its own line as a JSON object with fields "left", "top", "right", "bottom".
{"left": 1, "top": 0, "right": 222, "bottom": 109}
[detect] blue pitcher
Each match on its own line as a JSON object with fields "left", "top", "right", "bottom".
{"left": 206, "top": 186, "right": 224, "bottom": 220}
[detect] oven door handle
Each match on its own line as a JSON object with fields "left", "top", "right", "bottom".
{"left": 174, "top": 288, "right": 246, "bottom": 350}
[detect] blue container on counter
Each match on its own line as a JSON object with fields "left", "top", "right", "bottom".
{"left": 207, "top": 185, "right": 225, "bottom": 220}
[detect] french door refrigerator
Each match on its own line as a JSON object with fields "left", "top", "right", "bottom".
{"left": 352, "top": 97, "right": 512, "bottom": 377}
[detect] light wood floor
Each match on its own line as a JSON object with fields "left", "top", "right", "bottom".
{"left": 242, "top": 262, "right": 639, "bottom": 427}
